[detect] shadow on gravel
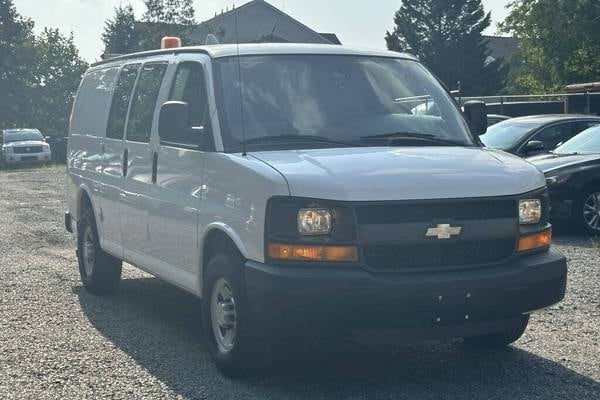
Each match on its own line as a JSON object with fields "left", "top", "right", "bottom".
{"left": 74, "top": 276, "right": 600, "bottom": 400}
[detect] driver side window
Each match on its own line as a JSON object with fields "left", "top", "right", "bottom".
{"left": 532, "top": 123, "right": 573, "bottom": 151}
{"left": 169, "top": 62, "right": 212, "bottom": 138}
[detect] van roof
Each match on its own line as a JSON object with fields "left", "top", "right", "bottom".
{"left": 91, "top": 43, "right": 417, "bottom": 68}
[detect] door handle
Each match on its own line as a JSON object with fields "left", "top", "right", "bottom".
{"left": 152, "top": 151, "right": 158, "bottom": 184}
{"left": 122, "top": 148, "right": 128, "bottom": 177}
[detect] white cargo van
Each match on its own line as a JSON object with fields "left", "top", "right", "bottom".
{"left": 66, "top": 43, "right": 567, "bottom": 376}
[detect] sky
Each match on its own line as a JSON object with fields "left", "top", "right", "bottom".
{"left": 14, "top": 0, "right": 511, "bottom": 62}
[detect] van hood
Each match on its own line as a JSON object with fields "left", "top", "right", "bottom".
{"left": 251, "top": 147, "right": 545, "bottom": 201}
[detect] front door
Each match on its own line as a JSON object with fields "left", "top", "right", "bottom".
{"left": 120, "top": 62, "right": 168, "bottom": 262}
{"left": 148, "top": 56, "right": 214, "bottom": 289}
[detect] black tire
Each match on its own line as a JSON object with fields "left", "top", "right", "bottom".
{"left": 576, "top": 185, "right": 600, "bottom": 235}
{"left": 463, "top": 316, "right": 529, "bottom": 348}
{"left": 77, "top": 207, "right": 122, "bottom": 295}
{"left": 202, "top": 251, "right": 261, "bottom": 377}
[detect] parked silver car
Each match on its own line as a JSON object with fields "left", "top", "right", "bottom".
{"left": 1, "top": 129, "right": 52, "bottom": 166}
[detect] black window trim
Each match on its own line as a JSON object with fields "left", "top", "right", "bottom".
{"left": 517, "top": 119, "right": 600, "bottom": 154}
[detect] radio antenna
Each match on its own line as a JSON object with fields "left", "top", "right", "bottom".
{"left": 235, "top": 14, "right": 247, "bottom": 156}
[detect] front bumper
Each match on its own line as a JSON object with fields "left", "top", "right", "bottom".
{"left": 245, "top": 249, "right": 567, "bottom": 338}
{"left": 2, "top": 151, "right": 52, "bottom": 164}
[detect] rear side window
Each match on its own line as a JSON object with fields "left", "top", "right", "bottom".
{"left": 126, "top": 63, "right": 168, "bottom": 143}
{"left": 106, "top": 64, "right": 140, "bottom": 140}
{"left": 169, "top": 62, "right": 212, "bottom": 135}
{"left": 71, "top": 68, "right": 119, "bottom": 137}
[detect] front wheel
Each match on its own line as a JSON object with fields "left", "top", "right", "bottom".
{"left": 578, "top": 186, "right": 600, "bottom": 235}
{"left": 202, "top": 252, "right": 261, "bottom": 377}
{"left": 463, "top": 316, "right": 529, "bottom": 348}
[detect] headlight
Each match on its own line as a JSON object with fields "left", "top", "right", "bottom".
{"left": 43, "top": 144, "right": 50, "bottom": 150}
{"left": 2, "top": 146, "right": 12, "bottom": 153}
{"left": 297, "top": 208, "right": 332, "bottom": 235}
{"left": 519, "top": 199, "right": 542, "bottom": 225}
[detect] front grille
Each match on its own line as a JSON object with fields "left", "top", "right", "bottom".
{"left": 14, "top": 146, "right": 42, "bottom": 154}
{"left": 364, "top": 238, "right": 516, "bottom": 271}
{"left": 356, "top": 200, "right": 517, "bottom": 225}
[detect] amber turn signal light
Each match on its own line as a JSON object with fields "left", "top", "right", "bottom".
{"left": 518, "top": 229, "right": 552, "bottom": 252}
{"left": 268, "top": 243, "right": 359, "bottom": 262}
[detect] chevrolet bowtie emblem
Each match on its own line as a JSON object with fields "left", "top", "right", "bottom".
{"left": 426, "top": 224, "right": 462, "bottom": 239}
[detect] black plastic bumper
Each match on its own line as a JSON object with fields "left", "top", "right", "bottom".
{"left": 245, "top": 249, "right": 567, "bottom": 338}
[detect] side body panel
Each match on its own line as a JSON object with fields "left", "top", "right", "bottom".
{"left": 68, "top": 67, "right": 119, "bottom": 239}
{"left": 197, "top": 153, "right": 289, "bottom": 295}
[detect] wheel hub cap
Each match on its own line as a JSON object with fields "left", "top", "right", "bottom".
{"left": 82, "top": 227, "right": 95, "bottom": 276}
{"left": 583, "top": 192, "right": 600, "bottom": 231}
{"left": 210, "top": 278, "right": 237, "bottom": 353}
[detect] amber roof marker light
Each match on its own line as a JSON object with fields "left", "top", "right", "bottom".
{"left": 161, "top": 36, "right": 182, "bottom": 49}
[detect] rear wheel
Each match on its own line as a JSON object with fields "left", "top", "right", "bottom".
{"left": 202, "top": 251, "right": 262, "bottom": 377}
{"left": 463, "top": 316, "right": 529, "bottom": 347}
{"left": 77, "top": 207, "right": 122, "bottom": 295}
{"left": 578, "top": 185, "right": 600, "bottom": 235}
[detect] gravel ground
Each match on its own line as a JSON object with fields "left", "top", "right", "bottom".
{"left": 0, "top": 166, "right": 598, "bottom": 400}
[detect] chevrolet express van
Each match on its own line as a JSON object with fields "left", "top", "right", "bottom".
{"left": 66, "top": 43, "right": 567, "bottom": 376}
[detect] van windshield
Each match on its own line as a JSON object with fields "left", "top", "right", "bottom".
{"left": 214, "top": 55, "right": 473, "bottom": 152}
{"left": 3, "top": 130, "right": 44, "bottom": 143}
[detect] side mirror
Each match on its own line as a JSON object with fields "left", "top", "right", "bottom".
{"left": 158, "top": 101, "right": 205, "bottom": 146}
{"left": 524, "top": 140, "right": 545, "bottom": 154}
{"left": 463, "top": 100, "right": 488, "bottom": 136}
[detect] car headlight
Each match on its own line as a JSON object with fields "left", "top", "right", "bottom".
{"left": 43, "top": 144, "right": 50, "bottom": 151}
{"left": 2, "top": 146, "right": 12, "bottom": 153}
{"left": 519, "top": 199, "right": 542, "bottom": 225}
{"left": 297, "top": 208, "right": 332, "bottom": 235}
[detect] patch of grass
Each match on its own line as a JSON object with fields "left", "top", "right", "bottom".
{"left": 0, "top": 163, "right": 66, "bottom": 174}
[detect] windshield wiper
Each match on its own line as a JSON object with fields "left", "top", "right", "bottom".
{"left": 360, "top": 132, "right": 466, "bottom": 146}
{"left": 239, "top": 135, "right": 363, "bottom": 148}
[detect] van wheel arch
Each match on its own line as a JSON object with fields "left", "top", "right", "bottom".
{"left": 78, "top": 189, "right": 94, "bottom": 220}
{"left": 202, "top": 229, "right": 244, "bottom": 276}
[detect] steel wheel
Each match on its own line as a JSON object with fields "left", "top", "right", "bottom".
{"left": 82, "top": 226, "right": 96, "bottom": 276}
{"left": 210, "top": 278, "right": 238, "bottom": 354}
{"left": 583, "top": 191, "right": 600, "bottom": 232}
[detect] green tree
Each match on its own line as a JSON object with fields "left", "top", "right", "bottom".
{"left": 502, "top": 0, "right": 600, "bottom": 93}
{"left": 102, "top": 4, "right": 138, "bottom": 54}
{"left": 142, "top": 0, "right": 195, "bottom": 25}
{"left": 138, "top": 0, "right": 197, "bottom": 51}
{"left": 0, "top": 0, "right": 37, "bottom": 128}
{"left": 32, "top": 28, "right": 88, "bottom": 134}
{"left": 385, "top": 0, "right": 507, "bottom": 95}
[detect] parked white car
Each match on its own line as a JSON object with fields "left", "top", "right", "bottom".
{"left": 1, "top": 129, "right": 52, "bottom": 166}
{"left": 66, "top": 43, "right": 567, "bottom": 376}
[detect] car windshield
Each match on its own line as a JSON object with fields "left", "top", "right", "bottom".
{"left": 214, "top": 55, "right": 473, "bottom": 152}
{"left": 555, "top": 125, "right": 600, "bottom": 154}
{"left": 480, "top": 121, "right": 537, "bottom": 150}
{"left": 3, "top": 130, "right": 43, "bottom": 143}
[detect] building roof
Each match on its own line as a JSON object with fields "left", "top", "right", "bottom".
{"left": 190, "top": 0, "right": 338, "bottom": 45}
{"left": 92, "top": 43, "right": 416, "bottom": 68}
{"left": 484, "top": 35, "right": 520, "bottom": 62}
